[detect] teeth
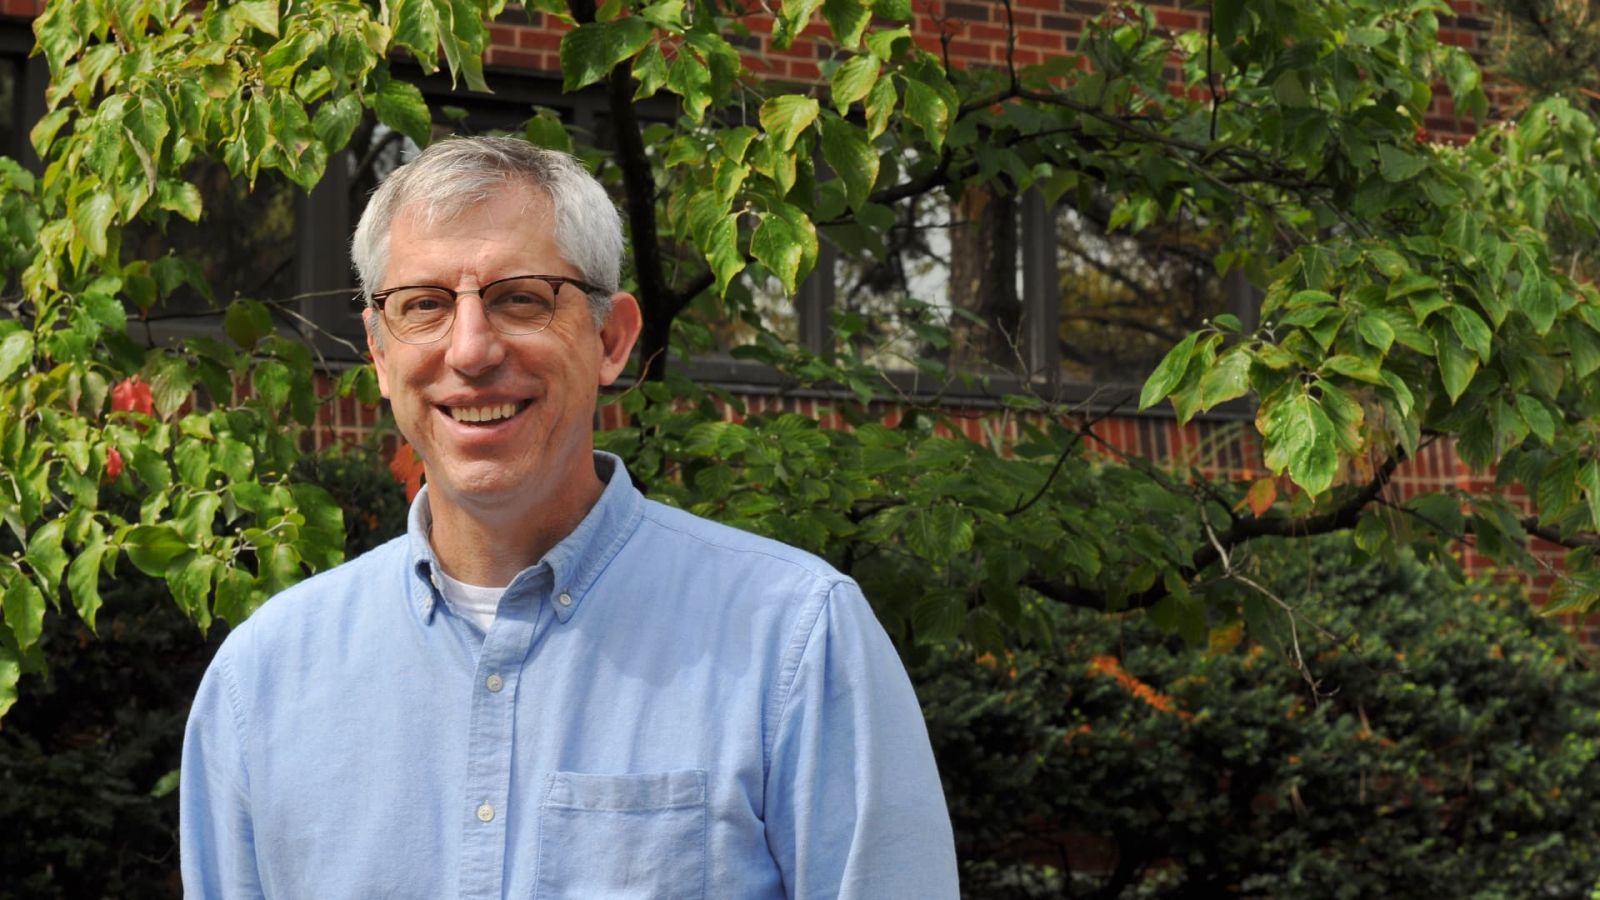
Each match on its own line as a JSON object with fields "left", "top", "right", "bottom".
{"left": 450, "top": 402, "right": 518, "bottom": 423}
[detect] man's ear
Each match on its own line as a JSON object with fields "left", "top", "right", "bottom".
{"left": 363, "top": 308, "right": 392, "bottom": 399}
{"left": 597, "top": 293, "right": 643, "bottom": 386}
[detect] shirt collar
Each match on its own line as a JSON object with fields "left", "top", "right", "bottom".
{"left": 405, "top": 451, "right": 644, "bottom": 625}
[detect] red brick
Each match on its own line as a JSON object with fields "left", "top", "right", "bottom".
{"left": 1017, "top": 28, "right": 1065, "bottom": 50}
{"left": 1154, "top": 9, "right": 1199, "bottom": 30}
{"left": 484, "top": 46, "right": 544, "bottom": 73}
{"left": 518, "top": 28, "right": 563, "bottom": 51}
{"left": 787, "top": 59, "right": 822, "bottom": 80}
{"left": 945, "top": 39, "right": 995, "bottom": 62}
{"left": 489, "top": 24, "right": 519, "bottom": 48}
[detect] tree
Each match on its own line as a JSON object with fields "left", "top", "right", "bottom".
{"left": 2, "top": 0, "right": 1600, "bottom": 719}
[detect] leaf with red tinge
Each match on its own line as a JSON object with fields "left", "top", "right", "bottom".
{"left": 389, "top": 441, "right": 425, "bottom": 503}
{"left": 110, "top": 376, "right": 154, "bottom": 416}
{"left": 1245, "top": 477, "right": 1277, "bottom": 517}
{"left": 104, "top": 446, "right": 124, "bottom": 481}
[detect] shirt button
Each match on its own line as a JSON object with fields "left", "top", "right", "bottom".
{"left": 476, "top": 803, "right": 494, "bottom": 823}
{"left": 557, "top": 592, "right": 572, "bottom": 607}
{"left": 486, "top": 674, "right": 504, "bottom": 693}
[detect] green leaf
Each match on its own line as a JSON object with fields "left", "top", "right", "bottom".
{"left": 1436, "top": 334, "right": 1478, "bottom": 403}
{"left": 1446, "top": 305, "right": 1493, "bottom": 363}
{"left": 906, "top": 504, "right": 974, "bottom": 565}
{"left": 902, "top": 77, "right": 950, "bottom": 152}
{"left": 313, "top": 93, "right": 364, "bottom": 151}
{"left": 1378, "top": 144, "right": 1428, "bottom": 182}
{"left": 1580, "top": 459, "right": 1600, "bottom": 533}
{"left": 523, "top": 106, "right": 574, "bottom": 153}
{"left": 751, "top": 207, "right": 809, "bottom": 294}
{"left": 372, "top": 79, "right": 432, "bottom": 148}
{"left": 175, "top": 439, "right": 213, "bottom": 488}
{"left": 155, "top": 180, "right": 203, "bottom": 222}
{"left": 1198, "top": 348, "right": 1252, "bottom": 409}
{"left": 760, "top": 94, "right": 820, "bottom": 152}
{"left": 910, "top": 591, "right": 965, "bottom": 643}
{"left": 213, "top": 565, "right": 262, "bottom": 624}
{"left": 150, "top": 354, "right": 195, "bottom": 419}
{"left": 232, "top": 0, "right": 280, "bottom": 37}
{"left": 0, "top": 331, "right": 34, "bottom": 384}
{"left": 1212, "top": 0, "right": 1244, "bottom": 46}
{"left": 774, "top": 0, "right": 823, "bottom": 49}
{"left": 252, "top": 360, "right": 292, "bottom": 412}
{"left": 666, "top": 46, "right": 713, "bottom": 122}
{"left": 831, "top": 54, "right": 879, "bottom": 112}
{"left": 1322, "top": 354, "right": 1384, "bottom": 384}
{"left": 1516, "top": 394, "right": 1557, "bottom": 445}
{"left": 706, "top": 214, "right": 745, "bottom": 296}
{"left": 1516, "top": 261, "right": 1557, "bottom": 335}
{"left": 73, "top": 191, "right": 117, "bottom": 259}
{"left": 863, "top": 74, "right": 896, "bottom": 140}
{"left": 822, "top": 0, "right": 871, "bottom": 48}
{"left": 0, "top": 643, "right": 17, "bottom": 719}
{"left": 122, "top": 525, "right": 192, "bottom": 577}
{"left": 171, "top": 553, "right": 221, "bottom": 623}
{"left": 214, "top": 439, "right": 255, "bottom": 483}
{"left": 1138, "top": 332, "right": 1199, "bottom": 411}
{"left": 633, "top": 41, "right": 669, "bottom": 100}
{"left": 819, "top": 114, "right": 877, "bottom": 211}
{"left": 224, "top": 299, "right": 274, "bottom": 350}
{"left": 2, "top": 575, "right": 45, "bottom": 652}
{"left": 391, "top": 0, "right": 443, "bottom": 70}
{"left": 24, "top": 518, "right": 67, "bottom": 596}
{"left": 150, "top": 769, "right": 181, "bottom": 799}
{"left": 561, "top": 18, "right": 653, "bottom": 92}
{"left": 66, "top": 537, "right": 106, "bottom": 631}
{"left": 1263, "top": 392, "right": 1338, "bottom": 496}
{"left": 1356, "top": 314, "right": 1395, "bottom": 355}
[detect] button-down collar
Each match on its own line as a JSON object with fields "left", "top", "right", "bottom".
{"left": 406, "top": 452, "right": 643, "bottom": 625}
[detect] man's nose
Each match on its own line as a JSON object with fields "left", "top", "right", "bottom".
{"left": 444, "top": 293, "right": 506, "bottom": 376}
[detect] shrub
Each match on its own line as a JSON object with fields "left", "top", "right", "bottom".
{"left": 921, "top": 536, "right": 1600, "bottom": 898}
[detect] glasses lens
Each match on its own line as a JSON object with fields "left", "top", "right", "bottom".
{"left": 484, "top": 278, "right": 559, "bottom": 335}
{"left": 385, "top": 287, "right": 455, "bottom": 343}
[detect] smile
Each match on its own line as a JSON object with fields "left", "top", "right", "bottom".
{"left": 445, "top": 401, "right": 530, "bottom": 424}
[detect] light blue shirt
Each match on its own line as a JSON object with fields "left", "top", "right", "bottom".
{"left": 181, "top": 453, "right": 958, "bottom": 898}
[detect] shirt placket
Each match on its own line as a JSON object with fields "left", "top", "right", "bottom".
{"left": 458, "top": 576, "right": 547, "bottom": 900}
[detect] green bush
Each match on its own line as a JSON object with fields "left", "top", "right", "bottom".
{"left": 922, "top": 536, "right": 1600, "bottom": 898}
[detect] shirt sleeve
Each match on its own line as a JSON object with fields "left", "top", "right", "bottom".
{"left": 181, "top": 643, "right": 266, "bottom": 899}
{"left": 763, "top": 579, "right": 960, "bottom": 899}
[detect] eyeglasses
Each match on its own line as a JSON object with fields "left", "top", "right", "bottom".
{"left": 370, "top": 274, "right": 604, "bottom": 344}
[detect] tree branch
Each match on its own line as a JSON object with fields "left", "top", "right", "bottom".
{"left": 1027, "top": 456, "right": 1402, "bottom": 611}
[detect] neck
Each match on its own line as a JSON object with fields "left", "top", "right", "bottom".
{"left": 425, "top": 468, "right": 605, "bottom": 586}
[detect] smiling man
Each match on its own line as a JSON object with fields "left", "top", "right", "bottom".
{"left": 180, "top": 137, "right": 959, "bottom": 898}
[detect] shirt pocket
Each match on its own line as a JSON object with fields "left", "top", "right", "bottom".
{"left": 533, "top": 769, "right": 707, "bottom": 900}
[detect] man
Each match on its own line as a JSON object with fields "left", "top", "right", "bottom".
{"left": 181, "top": 136, "right": 959, "bottom": 898}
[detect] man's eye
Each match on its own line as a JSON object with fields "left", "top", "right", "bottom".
{"left": 490, "top": 291, "right": 554, "bottom": 311}
{"left": 402, "top": 294, "right": 449, "bottom": 314}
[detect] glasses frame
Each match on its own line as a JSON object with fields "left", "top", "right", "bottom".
{"left": 370, "top": 274, "right": 607, "bottom": 344}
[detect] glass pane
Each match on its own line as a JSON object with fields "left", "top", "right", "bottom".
{"left": 1055, "top": 203, "right": 1234, "bottom": 385}
{"left": 833, "top": 190, "right": 1022, "bottom": 372}
{"left": 0, "top": 54, "right": 18, "bottom": 162}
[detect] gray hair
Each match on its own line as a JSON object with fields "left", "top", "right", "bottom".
{"left": 351, "top": 136, "right": 623, "bottom": 338}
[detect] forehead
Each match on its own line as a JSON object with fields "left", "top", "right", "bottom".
{"left": 385, "top": 182, "right": 569, "bottom": 281}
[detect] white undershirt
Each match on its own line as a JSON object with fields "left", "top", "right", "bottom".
{"left": 434, "top": 567, "right": 507, "bottom": 633}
